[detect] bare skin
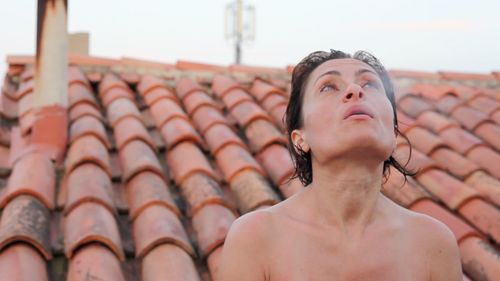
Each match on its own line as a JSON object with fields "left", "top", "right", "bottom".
{"left": 219, "top": 59, "right": 463, "bottom": 281}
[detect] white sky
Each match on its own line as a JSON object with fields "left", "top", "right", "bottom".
{"left": 1, "top": 0, "right": 499, "bottom": 79}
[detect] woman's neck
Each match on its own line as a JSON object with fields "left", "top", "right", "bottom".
{"left": 305, "top": 157, "right": 385, "bottom": 241}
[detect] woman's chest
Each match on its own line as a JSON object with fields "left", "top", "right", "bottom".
{"left": 266, "top": 230, "right": 428, "bottom": 281}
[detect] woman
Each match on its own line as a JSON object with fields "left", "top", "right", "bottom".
{"left": 219, "top": 50, "right": 463, "bottom": 280}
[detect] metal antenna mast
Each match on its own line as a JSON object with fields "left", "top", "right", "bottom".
{"left": 225, "top": 0, "right": 255, "bottom": 64}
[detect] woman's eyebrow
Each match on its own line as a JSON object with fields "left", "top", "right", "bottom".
{"left": 315, "top": 70, "right": 341, "bottom": 83}
{"left": 314, "top": 68, "right": 377, "bottom": 84}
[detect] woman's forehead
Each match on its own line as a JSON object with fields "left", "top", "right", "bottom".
{"left": 311, "top": 58, "right": 376, "bottom": 78}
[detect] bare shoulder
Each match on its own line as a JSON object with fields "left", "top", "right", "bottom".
{"left": 225, "top": 208, "right": 276, "bottom": 247}
{"left": 401, "top": 205, "right": 463, "bottom": 280}
{"left": 218, "top": 209, "right": 276, "bottom": 281}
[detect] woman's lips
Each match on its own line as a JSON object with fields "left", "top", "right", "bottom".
{"left": 343, "top": 105, "right": 374, "bottom": 120}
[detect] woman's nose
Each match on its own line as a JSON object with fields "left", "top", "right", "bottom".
{"left": 342, "top": 83, "right": 364, "bottom": 102}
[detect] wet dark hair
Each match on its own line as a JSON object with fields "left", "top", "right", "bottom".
{"left": 285, "top": 49, "right": 415, "bottom": 186}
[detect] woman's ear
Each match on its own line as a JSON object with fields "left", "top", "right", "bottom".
{"left": 291, "top": 129, "right": 310, "bottom": 153}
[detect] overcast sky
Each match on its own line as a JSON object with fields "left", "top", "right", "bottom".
{"left": 1, "top": 0, "right": 499, "bottom": 79}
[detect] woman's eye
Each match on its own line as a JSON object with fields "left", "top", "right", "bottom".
{"left": 363, "top": 80, "right": 379, "bottom": 89}
{"left": 320, "top": 84, "right": 338, "bottom": 92}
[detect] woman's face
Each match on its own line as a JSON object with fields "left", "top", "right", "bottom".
{"left": 292, "top": 58, "right": 396, "bottom": 166}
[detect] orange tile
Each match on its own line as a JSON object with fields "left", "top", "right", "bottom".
{"left": 382, "top": 167, "right": 431, "bottom": 207}
{"left": 429, "top": 148, "right": 481, "bottom": 179}
{"left": 177, "top": 59, "right": 227, "bottom": 73}
{"left": 137, "top": 74, "right": 168, "bottom": 93}
{"left": 149, "top": 98, "right": 189, "bottom": 129}
{"left": 410, "top": 84, "right": 456, "bottom": 100}
{"left": 416, "top": 111, "right": 459, "bottom": 134}
{"left": 416, "top": 169, "right": 479, "bottom": 210}
{"left": 0, "top": 195, "right": 51, "bottom": 259}
{"left": 69, "top": 115, "right": 110, "bottom": 148}
{"left": 101, "top": 87, "right": 135, "bottom": 108}
{"left": 183, "top": 91, "right": 221, "bottom": 116}
{"left": 230, "top": 170, "right": 280, "bottom": 213}
{"left": 118, "top": 140, "right": 164, "bottom": 183}
{"left": 159, "top": 117, "right": 204, "bottom": 150}
{"left": 98, "top": 73, "right": 131, "bottom": 98}
{"left": 64, "top": 202, "right": 124, "bottom": 260}
{"left": 106, "top": 98, "right": 143, "bottom": 128}
{"left": 141, "top": 108, "right": 156, "bottom": 129}
{"left": 19, "top": 111, "right": 35, "bottom": 136}
{"left": 192, "top": 204, "right": 236, "bottom": 257}
{"left": 230, "top": 101, "right": 272, "bottom": 128}
{"left": 65, "top": 135, "right": 111, "bottom": 177}
{"left": 394, "top": 144, "right": 439, "bottom": 175}
{"left": 466, "top": 146, "right": 500, "bottom": 178}
{"left": 491, "top": 109, "right": 500, "bottom": 125}
{"left": 454, "top": 86, "right": 493, "bottom": 100}
{"left": 439, "top": 127, "right": 483, "bottom": 154}
{"left": 121, "top": 57, "right": 176, "bottom": 70}
{"left": 176, "top": 77, "right": 205, "bottom": 101}
{"left": 245, "top": 119, "right": 287, "bottom": 153}
{"left": 143, "top": 87, "right": 179, "bottom": 107}
{"left": 467, "top": 95, "right": 500, "bottom": 115}
{"left": 250, "top": 79, "right": 287, "bottom": 103}
{"left": 459, "top": 236, "right": 500, "bottom": 280}
{"left": 69, "top": 54, "right": 119, "bottom": 67}
{"left": 464, "top": 171, "right": 500, "bottom": 206}
{"left": 67, "top": 243, "right": 125, "bottom": 281}
{"left": 1, "top": 94, "right": 19, "bottom": 120}
{"left": 86, "top": 72, "right": 102, "bottom": 83}
{"left": 166, "top": 141, "right": 218, "bottom": 185}
{"left": 207, "top": 246, "right": 223, "bottom": 281}
{"left": 269, "top": 103, "right": 287, "bottom": 132}
{"left": 211, "top": 75, "right": 242, "bottom": 98}
{"left": 64, "top": 163, "right": 115, "bottom": 216}
{"left": 133, "top": 205, "right": 194, "bottom": 258}
{"left": 113, "top": 116, "right": 156, "bottom": 151}
{"left": 20, "top": 66, "right": 34, "bottom": 82}
{"left": 0, "top": 145, "right": 10, "bottom": 171}
{"left": 397, "top": 95, "right": 434, "bottom": 118}
{"left": 260, "top": 93, "right": 288, "bottom": 113}
{"left": 256, "top": 144, "right": 294, "bottom": 186}
{"left": 438, "top": 71, "right": 496, "bottom": 81}
{"left": 18, "top": 91, "right": 33, "bottom": 118}
{"left": 409, "top": 199, "right": 479, "bottom": 242}
{"left": 109, "top": 152, "right": 123, "bottom": 180}
{"left": 458, "top": 198, "right": 500, "bottom": 243}
{"left": 149, "top": 128, "right": 166, "bottom": 151}
{"left": 180, "top": 173, "right": 234, "bottom": 216}
{"left": 204, "top": 123, "right": 246, "bottom": 156}
{"left": 142, "top": 243, "right": 201, "bottom": 281}
{"left": 1, "top": 152, "right": 54, "bottom": 209}
{"left": 229, "top": 64, "right": 285, "bottom": 75}
{"left": 32, "top": 110, "right": 68, "bottom": 161}
{"left": 473, "top": 122, "right": 500, "bottom": 151}
{"left": 397, "top": 109, "right": 420, "bottom": 133}
{"left": 6, "top": 64, "right": 25, "bottom": 77}
{"left": 436, "top": 95, "right": 464, "bottom": 115}
{"left": 120, "top": 72, "right": 140, "bottom": 85}
{"left": 68, "top": 83, "right": 98, "bottom": 110}
{"left": 126, "top": 171, "right": 179, "bottom": 220}
{"left": 69, "top": 102, "right": 103, "bottom": 123}
{"left": 12, "top": 79, "right": 34, "bottom": 101}
{"left": 215, "top": 144, "right": 265, "bottom": 184}
{"left": 450, "top": 105, "right": 490, "bottom": 131}
{"left": 0, "top": 244, "right": 49, "bottom": 281}
{"left": 405, "top": 126, "right": 447, "bottom": 155}
{"left": 221, "top": 88, "right": 254, "bottom": 111}
{"left": 191, "top": 106, "right": 229, "bottom": 135}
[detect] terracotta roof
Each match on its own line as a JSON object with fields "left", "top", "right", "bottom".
{"left": 0, "top": 55, "right": 499, "bottom": 281}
